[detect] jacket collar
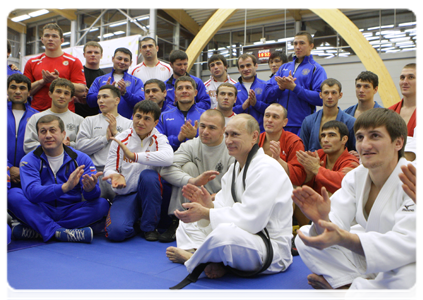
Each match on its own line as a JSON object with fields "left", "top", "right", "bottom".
{"left": 34, "top": 144, "right": 78, "bottom": 161}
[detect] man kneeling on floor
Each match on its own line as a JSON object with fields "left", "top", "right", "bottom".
{"left": 166, "top": 114, "right": 293, "bottom": 288}
{"left": 8, "top": 115, "right": 109, "bottom": 243}
{"left": 103, "top": 100, "right": 173, "bottom": 241}
{"left": 293, "top": 108, "right": 415, "bottom": 289}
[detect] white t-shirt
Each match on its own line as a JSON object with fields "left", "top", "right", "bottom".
{"left": 12, "top": 109, "right": 25, "bottom": 134}
{"left": 46, "top": 151, "right": 64, "bottom": 176}
{"left": 130, "top": 60, "right": 173, "bottom": 83}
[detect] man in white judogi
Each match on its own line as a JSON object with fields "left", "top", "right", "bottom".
{"left": 294, "top": 108, "right": 415, "bottom": 290}
{"left": 166, "top": 114, "right": 293, "bottom": 283}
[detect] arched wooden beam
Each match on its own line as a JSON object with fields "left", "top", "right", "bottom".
{"left": 310, "top": 9, "right": 400, "bottom": 107}
{"left": 186, "top": 9, "right": 237, "bottom": 72}
{"left": 50, "top": 9, "right": 78, "bottom": 21}
{"left": 163, "top": 9, "right": 200, "bottom": 35}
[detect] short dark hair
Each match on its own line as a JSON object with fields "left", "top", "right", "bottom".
{"left": 321, "top": 120, "right": 349, "bottom": 141}
{"left": 169, "top": 49, "right": 188, "bottom": 64}
{"left": 236, "top": 54, "right": 257, "bottom": 68}
{"left": 114, "top": 47, "right": 132, "bottom": 61}
{"left": 84, "top": 41, "right": 103, "bottom": 54}
{"left": 99, "top": 84, "right": 121, "bottom": 98}
{"left": 42, "top": 23, "right": 63, "bottom": 39}
{"left": 354, "top": 108, "right": 407, "bottom": 159}
{"left": 268, "top": 51, "right": 288, "bottom": 64}
{"left": 321, "top": 78, "right": 342, "bottom": 93}
{"left": 175, "top": 75, "right": 197, "bottom": 90}
{"left": 140, "top": 36, "right": 156, "bottom": 47}
{"left": 7, "top": 40, "right": 11, "bottom": 54}
{"left": 36, "top": 115, "right": 65, "bottom": 133}
{"left": 295, "top": 31, "right": 314, "bottom": 45}
{"left": 133, "top": 100, "right": 161, "bottom": 121}
{"left": 8, "top": 73, "right": 31, "bottom": 91}
{"left": 202, "top": 109, "right": 225, "bottom": 128}
{"left": 49, "top": 78, "right": 75, "bottom": 97}
{"left": 144, "top": 79, "right": 166, "bottom": 92}
{"left": 267, "top": 103, "right": 288, "bottom": 119}
{"left": 216, "top": 82, "right": 237, "bottom": 97}
{"left": 355, "top": 71, "right": 378, "bottom": 88}
{"left": 403, "top": 63, "right": 416, "bottom": 69}
{"left": 208, "top": 54, "right": 228, "bottom": 69}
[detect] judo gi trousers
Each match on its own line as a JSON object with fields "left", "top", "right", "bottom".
{"left": 105, "top": 169, "right": 171, "bottom": 241}
{"left": 7, "top": 187, "right": 109, "bottom": 242}
{"left": 295, "top": 225, "right": 416, "bottom": 289}
{"left": 178, "top": 222, "right": 267, "bottom": 274}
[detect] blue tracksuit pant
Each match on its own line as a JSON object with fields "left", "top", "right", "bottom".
{"left": 8, "top": 187, "right": 110, "bottom": 242}
{"left": 105, "top": 169, "right": 171, "bottom": 242}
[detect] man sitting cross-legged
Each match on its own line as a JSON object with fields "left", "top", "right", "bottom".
{"left": 159, "top": 109, "right": 234, "bottom": 243}
{"left": 297, "top": 120, "right": 359, "bottom": 196}
{"left": 103, "top": 100, "right": 173, "bottom": 242}
{"left": 166, "top": 114, "right": 293, "bottom": 286}
{"left": 293, "top": 108, "right": 415, "bottom": 290}
{"left": 8, "top": 115, "right": 109, "bottom": 243}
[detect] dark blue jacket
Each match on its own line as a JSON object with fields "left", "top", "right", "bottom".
{"left": 19, "top": 145, "right": 101, "bottom": 206}
{"left": 7, "top": 101, "right": 39, "bottom": 169}
{"left": 165, "top": 74, "right": 211, "bottom": 111}
{"left": 268, "top": 55, "right": 327, "bottom": 130}
{"left": 343, "top": 101, "right": 384, "bottom": 116}
{"left": 156, "top": 103, "right": 205, "bottom": 151}
{"left": 233, "top": 75, "right": 282, "bottom": 133}
{"left": 86, "top": 69, "right": 144, "bottom": 119}
{"left": 300, "top": 108, "right": 356, "bottom": 152}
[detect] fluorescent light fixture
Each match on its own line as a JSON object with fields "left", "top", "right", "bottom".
{"left": 110, "top": 21, "right": 127, "bottom": 27}
{"left": 385, "top": 34, "right": 407, "bottom": 39}
{"left": 372, "top": 43, "right": 392, "bottom": 48}
{"left": 253, "top": 41, "right": 264, "bottom": 45}
{"left": 324, "top": 55, "right": 334, "bottom": 59}
{"left": 368, "top": 25, "right": 394, "bottom": 30}
{"left": 316, "top": 46, "right": 335, "bottom": 50}
{"left": 362, "top": 32, "right": 373, "bottom": 37}
{"left": 359, "top": 28, "right": 364, "bottom": 32}
{"left": 63, "top": 32, "right": 71, "bottom": 36}
{"left": 326, "top": 50, "right": 338, "bottom": 53}
{"left": 114, "top": 31, "right": 125, "bottom": 35}
{"left": 100, "top": 33, "right": 114, "bottom": 38}
{"left": 398, "top": 44, "right": 415, "bottom": 48}
{"left": 377, "top": 30, "right": 401, "bottom": 36}
{"left": 401, "top": 48, "right": 416, "bottom": 52}
{"left": 29, "top": 9, "right": 49, "bottom": 17}
{"left": 381, "top": 47, "right": 395, "bottom": 51}
{"left": 399, "top": 21, "right": 416, "bottom": 27}
{"left": 384, "top": 49, "right": 401, "bottom": 53}
{"left": 278, "top": 37, "right": 294, "bottom": 42}
{"left": 136, "top": 16, "right": 149, "bottom": 21}
{"left": 390, "top": 37, "right": 410, "bottom": 43}
{"left": 366, "top": 36, "right": 381, "bottom": 41}
{"left": 89, "top": 27, "right": 99, "bottom": 32}
{"left": 61, "top": 42, "right": 70, "bottom": 46}
{"left": 369, "top": 39, "right": 389, "bottom": 45}
{"left": 11, "top": 14, "right": 30, "bottom": 22}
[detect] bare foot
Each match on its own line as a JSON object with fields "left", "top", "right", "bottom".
{"left": 166, "top": 246, "right": 193, "bottom": 264}
{"left": 307, "top": 274, "right": 349, "bottom": 299}
{"left": 204, "top": 263, "right": 227, "bottom": 279}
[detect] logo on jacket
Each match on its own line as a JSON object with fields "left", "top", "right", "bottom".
{"left": 254, "top": 88, "right": 262, "bottom": 95}
{"left": 125, "top": 80, "right": 131, "bottom": 87}
{"left": 215, "top": 162, "right": 223, "bottom": 173}
{"left": 402, "top": 204, "right": 415, "bottom": 212}
{"left": 67, "top": 123, "right": 77, "bottom": 132}
{"left": 63, "top": 61, "right": 69, "bottom": 66}
{"left": 166, "top": 118, "right": 174, "bottom": 121}
{"left": 302, "top": 69, "right": 311, "bottom": 76}
{"left": 117, "top": 126, "right": 124, "bottom": 132}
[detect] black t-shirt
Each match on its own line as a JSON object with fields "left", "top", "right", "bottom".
{"left": 75, "top": 66, "right": 105, "bottom": 118}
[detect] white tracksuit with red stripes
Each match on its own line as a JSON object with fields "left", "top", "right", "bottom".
{"left": 103, "top": 127, "right": 173, "bottom": 195}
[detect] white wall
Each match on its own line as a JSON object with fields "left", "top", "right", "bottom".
{"left": 202, "top": 50, "right": 416, "bottom": 110}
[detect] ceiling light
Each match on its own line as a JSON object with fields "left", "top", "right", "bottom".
{"left": 11, "top": 14, "right": 30, "bottom": 22}
{"left": 29, "top": 9, "right": 49, "bottom": 17}
{"left": 385, "top": 34, "right": 407, "bottom": 40}
{"left": 401, "top": 48, "right": 416, "bottom": 52}
{"left": 114, "top": 31, "right": 125, "bottom": 35}
{"left": 390, "top": 37, "right": 410, "bottom": 43}
{"left": 136, "top": 16, "right": 149, "bottom": 21}
{"left": 398, "top": 44, "right": 415, "bottom": 48}
{"left": 63, "top": 32, "right": 71, "bottom": 36}
{"left": 110, "top": 21, "right": 127, "bottom": 27}
{"left": 278, "top": 37, "right": 294, "bottom": 42}
{"left": 61, "top": 42, "right": 70, "bottom": 46}
{"left": 100, "top": 33, "right": 114, "bottom": 38}
{"left": 399, "top": 22, "right": 416, "bottom": 27}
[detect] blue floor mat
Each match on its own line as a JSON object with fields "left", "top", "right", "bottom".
{"left": 7, "top": 234, "right": 312, "bottom": 290}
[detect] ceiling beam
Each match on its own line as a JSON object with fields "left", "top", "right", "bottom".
{"left": 162, "top": 9, "right": 200, "bottom": 35}
{"left": 288, "top": 9, "right": 302, "bottom": 21}
{"left": 310, "top": 9, "right": 400, "bottom": 107}
{"left": 7, "top": 19, "right": 27, "bottom": 34}
{"left": 186, "top": 9, "right": 237, "bottom": 71}
{"left": 50, "top": 9, "right": 77, "bottom": 21}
